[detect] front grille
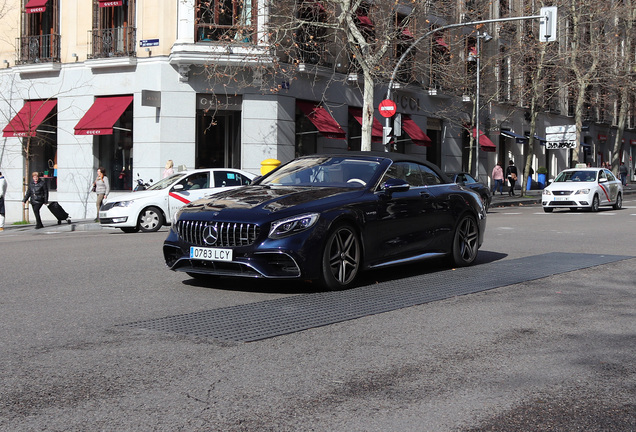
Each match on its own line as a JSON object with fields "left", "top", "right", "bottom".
{"left": 553, "top": 190, "right": 572, "bottom": 196}
{"left": 176, "top": 220, "right": 260, "bottom": 247}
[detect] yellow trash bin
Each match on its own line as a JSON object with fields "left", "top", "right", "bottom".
{"left": 260, "top": 158, "right": 281, "bottom": 175}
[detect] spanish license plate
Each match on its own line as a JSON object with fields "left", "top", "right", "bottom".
{"left": 190, "top": 246, "right": 233, "bottom": 262}
{"left": 555, "top": 196, "right": 570, "bottom": 201}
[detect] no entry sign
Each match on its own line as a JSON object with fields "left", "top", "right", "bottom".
{"left": 378, "top": 99, "right": 397, "bottom": 117}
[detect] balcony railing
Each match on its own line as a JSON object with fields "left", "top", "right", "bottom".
{"left": 88, "top": 26, "right": 136, "bottom": 59}
{"left": 16, "top": 34, "right": 61, "bottom": 65}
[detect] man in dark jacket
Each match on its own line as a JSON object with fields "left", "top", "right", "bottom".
{"left": 23, "top": 171, "right": 48, "bottom": 229}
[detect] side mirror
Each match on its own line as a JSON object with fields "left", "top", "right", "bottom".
{"left": 382, "top": 178, "right": 410, "bottom": 194}
{"left": 172, "top": 184, "right": 184, "bottom": 191}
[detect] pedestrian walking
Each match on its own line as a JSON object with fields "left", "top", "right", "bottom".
{"left": 23, "top": 171, "right": 48, "bottom": 229}
{"left": 92, "top": 167, "right": 110, "bottom": 222}
{"left": 0, "top": 171, "right": 7, "bottom": 232}
{"left": 163, "top": 160, "right": 174, "bottom": 179}
{"left": 618, "top": 162, "right": 628, "bottom": 187}
{"left": 506, "top": 160, "right": 518, "bottom": 196}
{"left": 491, "top": 163, "right": 504, "bottom": 195}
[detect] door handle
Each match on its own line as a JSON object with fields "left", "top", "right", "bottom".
{"left": 420, "top": 191, "right": 430, "bottom": 198}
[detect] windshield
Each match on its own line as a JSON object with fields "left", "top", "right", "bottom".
{"left": 145, "top": 173, "right": 184, "bottom": 190}
{"left": 260, "top": 156, "right": 382, "bottom": 188}
{"left": 554, "top": 170, "right": 598, "bottom": 183}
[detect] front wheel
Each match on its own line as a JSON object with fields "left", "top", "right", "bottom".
{"left": 450, "top": 215, "right": 479, "bottom": 267}
{"left": 543, "top": 207, "right": 554, "bottom": 213}
{"left": 590, "top": 195, "right": 600, "bottom": 212}
{"left": 320, "top": 224, "right": 361, "bottom": 290}
{"left": 138, "top": 207, "right": 164, "bottom": 232}
{"left": 613, "top": 193, "right": 622, "bottom": 210}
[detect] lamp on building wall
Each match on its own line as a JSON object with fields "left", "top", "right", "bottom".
{"left": 3, "top": 60, "right": 9, "bottom": 68}
{"left": 468, "top": 31, "right": 492, "bottom": 181}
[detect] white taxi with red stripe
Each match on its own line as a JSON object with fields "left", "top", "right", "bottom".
{"left": 542, "top": 167, "right": 623, "bottom": 213}
{"left": 99, "top": 168, "right": 255, "bottom": 232}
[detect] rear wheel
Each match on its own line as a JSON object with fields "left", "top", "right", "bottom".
{"left": 613, "top": 193, "right": 622, "bottom": 210}
{"left": 320, "top": 224, "right": 361, "bottom": 290}
{"left": 138, "top": 207, "right": 164, "bottom": 232}
{"left": 591, "top": 195, "right": 600, "bottom": 212}
{"left": 450, "top": 215, "right": 479, "bottom": 267}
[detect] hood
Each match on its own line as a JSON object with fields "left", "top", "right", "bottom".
{"left": 185, "top": 185, "right": 364, "bottom": 214}
{"left": 105, "top": 189, "right": 159, "bottom": 203}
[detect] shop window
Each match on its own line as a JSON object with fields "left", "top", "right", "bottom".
{"left": 196, "top": 0, "right": 257, "bottom": 43}
{"left": 89, "top": 0, "right": 136, "bottom": 59}
{"left": 18, "top": 0, "right": 60, "bottom": 64}
{"left": 97, "top": 106, "right": 134, "bottom": 191}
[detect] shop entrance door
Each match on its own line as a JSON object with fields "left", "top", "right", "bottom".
{"left": 196, "top": 110, "right": 241, "bottom": 169}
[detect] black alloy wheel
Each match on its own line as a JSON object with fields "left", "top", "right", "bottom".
{"left": 450, "top": 215, "right": 479, "bottom": 267}
{"left": 321, "top": 224, "right": 361, "bottom": 290}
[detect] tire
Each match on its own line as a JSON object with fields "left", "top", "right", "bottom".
{"left": 613, "top": 193, "right": 622, "bottom": 210}
{"left": 138, "top": 206, "right": 164, "bottom": 232}
{"left": 320, "top": 224, "right": 361, "bottom": 290}
{"left": 591, "top": 195, "right": 600, "bottom": 212}
{"left": 450, "top": 215, "right": 479, "bottom": 267}
{"left": 543, "top": 207, "right": 553, "bottom": 213}
{"left": 121, "top": 227, "right": 140, "bottom": 233}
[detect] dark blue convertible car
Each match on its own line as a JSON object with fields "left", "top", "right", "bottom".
{"left": 164, "top": 152, "right": 487, "bottom": 290}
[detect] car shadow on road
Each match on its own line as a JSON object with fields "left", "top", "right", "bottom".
{"left": 181, "top": 250, "right": 508, "bottom": 294}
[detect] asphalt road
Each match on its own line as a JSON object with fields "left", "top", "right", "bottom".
{"left": 1, "top": 199, "right": 635, "bottom": 431}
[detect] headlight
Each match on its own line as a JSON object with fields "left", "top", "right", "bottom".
{"left": 269, "top": 213, "right": 319, "bottom": 239}
{"left": 543, "top": 189, "right": 552, "bottom": 195}
{"left": 114, "top": 200, "right": 134, "bottom": 207}
{"left": 574, "top": 189, "right": 590, "bottom": 195}
{"left": 171, "top": 209, "right": 183, "bottom": 228}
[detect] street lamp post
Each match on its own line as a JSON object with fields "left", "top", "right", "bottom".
{"left": 470, "top": 31, "right": 492, "bottom": 182}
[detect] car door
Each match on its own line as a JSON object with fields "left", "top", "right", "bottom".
{"left": 603, "top": 169, "right": 620, "bottom": 202}
{"left": 367, "top": 162, "right": 441, "bottom": 264}
{"left": 167, "top": 172, "right": 211, "bottom": 219}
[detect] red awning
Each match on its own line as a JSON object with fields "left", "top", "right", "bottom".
{"left": 356, "top": 13, "right": 373, "bottom": 27}
{"left": 473, "top": 128, "right": 497, "bottom": 152}
{"left": 297, "top": 101, "right": 346, "bottom": 140}
{"left": 25, "top": 0, "right": 48, "bottom": 13}
{"left": 74, "top": 95, "right": 133, "bottom": 135}
{"left": 435, "top": 37, "right": 449, "bottom": 49}
{"left": 402, "top": 115, "right": 432, "bottom": 146}
{"left": 99, "top": 0, "right": 123, "bottom": 6}
{"left": 349, "top": 107, "right": 383, "bottom": 142}
{"left": 3, "top": 99, "right": 57, "bottom": 137}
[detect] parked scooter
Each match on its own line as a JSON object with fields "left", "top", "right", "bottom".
{"left": 133, "top": 174, "right": 153, "bottom": 191}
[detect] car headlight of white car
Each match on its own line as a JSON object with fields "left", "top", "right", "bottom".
{"left": 574, "top": 189, "right": 590, "bottom": 195}
{"left": 543, "top": 189, "right": 552, "bottom": 196}
{"left": 269, "top": 213, "right": 319, "bottom": 239}
{"left": 112, "top": 200, "right": 134, "bottom": 208}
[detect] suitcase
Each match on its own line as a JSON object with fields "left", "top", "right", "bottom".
{"left": 47, "top": 201, "right": 71, "bottom": 225}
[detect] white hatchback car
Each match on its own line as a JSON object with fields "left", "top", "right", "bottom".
{"left": 99, "top": 168, "right": 255, "bottom": 232}
{"left": 542, "top": 167, "right": 623, "bottom": 213}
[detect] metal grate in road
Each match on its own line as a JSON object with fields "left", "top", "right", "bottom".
{"left": 124, "top": 253, "right": 632, "bottom": 342}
